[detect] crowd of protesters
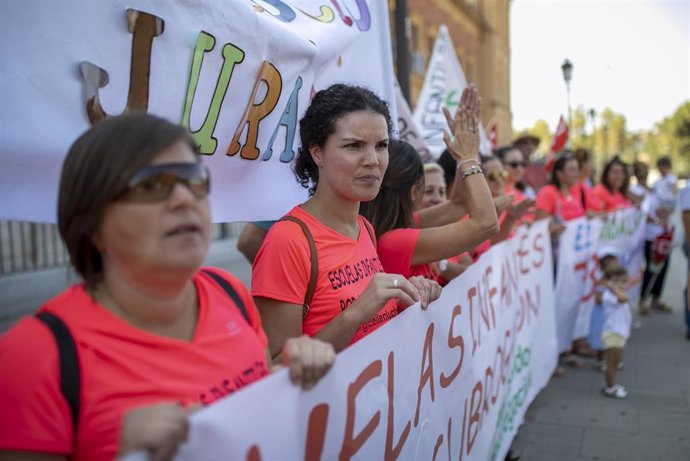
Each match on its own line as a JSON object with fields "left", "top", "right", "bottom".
{"left": 1, "top": 81, "right": 687, "bottom": 460}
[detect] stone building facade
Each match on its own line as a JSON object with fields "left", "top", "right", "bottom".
{"left": 391, "top": 0, "right": 512, "bottom": 145}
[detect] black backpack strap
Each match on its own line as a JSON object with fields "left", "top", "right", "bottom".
{"left": 279, "top": 215, "right": 317, "bottom": 319}
{"left": 202, "top": 269, "right": 250, "bottom": 325}
{"left": 35, "top": 311, "right": 81, "bottom": 431}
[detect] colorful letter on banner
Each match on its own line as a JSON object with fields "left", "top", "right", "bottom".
{"left": 0, "top": 0, "right": 396, "bottom": 223}
{"left": 413, "top": 25, "right": 492, "bottom": 158}
{"left": 122, "top": 221, "right": 557, "bottom": 461}
{"left": 554, "top": 209, "right": 645, "bottom": 352}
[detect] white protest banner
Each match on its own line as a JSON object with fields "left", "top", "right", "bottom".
{"left": 121, "top": 221, "right": 556, "bottom": 461}
{"left": 0, "top": 0, "right": 396, "bottom": 223}
{"left": 554, "top": 209, "right": 645, "bottom": 352}
{"left": 394, "top": 81, "right": 433, "bottom": 162}
{"left": 413, "top": 25, "right": 491, "bottom": 159}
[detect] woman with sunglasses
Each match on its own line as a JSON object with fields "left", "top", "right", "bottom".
{"left": 495, "top": 145, "right": 536, "bottom": 200}
{"left": 0, "top": 113, "right": 335, "bottom": 461}
{"left": 251, "top": 84, "right": 442, "bottom": 357}
{"left": 359, "top": 85, "right": 499, "bottom": 285}
{"left": 471, "top": 156, "right": 535, "bottom": 260}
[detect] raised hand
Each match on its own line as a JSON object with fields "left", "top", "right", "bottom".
{"left": 442, "top": 84, "right": 482, "bottom": 161}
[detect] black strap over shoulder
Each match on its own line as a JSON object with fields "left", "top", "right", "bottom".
{"left": 36, "top": 271, "right": 249, "bottom": 434}
{"left": 35, "top": 311, "right": 81, "bottom": 430}
{"left": 202, "top": 268, "right": 250, "bottom": 325}
{"left": 278, "top": 215, "right": 377, "bottom": 320}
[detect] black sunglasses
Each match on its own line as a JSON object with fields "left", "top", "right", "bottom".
{"left": 506, "top": 161, "right": 526, "bottom": 168}
{"left": 117, "top": 162, "right": 210, "bottom": 203}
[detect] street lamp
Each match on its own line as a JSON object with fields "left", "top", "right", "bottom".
{"left": 587, "top": 108, "right": 597, "bottom": 143}
{"left": 561, "top": 59, "right": 573, "bottom": 131}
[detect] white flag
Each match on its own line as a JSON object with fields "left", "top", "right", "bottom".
{"left": 413, "top": 25, "right": 491, "bottom": 158}
{"left": 394, "top": 81, "right": 433, "bottom": 162}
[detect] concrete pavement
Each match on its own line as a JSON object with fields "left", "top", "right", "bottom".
{"left": 512, "top": 242, "right": 690, "bottom": 461}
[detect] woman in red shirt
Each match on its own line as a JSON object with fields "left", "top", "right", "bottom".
{"left": 535, "top": 153, "right": 588, "bottom": 223}
{"left": 594, "top": 156, "right": 633, "bottom": 212}
{"left": 536, "top": 153, "right": 598, "bottom": 371}
{"left": 573, "top": 148, "right": 604, "bottom": 213}
{"left": 471, "top": 156, "right": 534, "bottom": 261}
{"left": 359, "top": 85, "right": 499, "bottom": 285}
{"left": 0, "top": 114, "right": 335, "bottom": 461}
{"left": 252, "top": 84, "right": 442, "bottom": 357}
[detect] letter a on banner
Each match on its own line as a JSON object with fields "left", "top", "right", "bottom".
{"left": 413, "top": 25, "right": 491, "bottom": 158}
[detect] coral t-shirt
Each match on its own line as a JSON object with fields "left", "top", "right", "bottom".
{"left": 252, "top": 206, "right": 398, "bottom": 342}
{"left": 0, "top": 269, "right": 269, "bottom": 461}
{"left": 377, "top": 227, "right": 441, "bottom": 283}
{"left": 593, "top": 184, "right": 631, "bottom": 211}
{"left": 535, "top": 184, "right": 586, "bottom": 221}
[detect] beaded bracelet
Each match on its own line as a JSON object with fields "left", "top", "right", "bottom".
{"left": 461, "top": 164, "right": 483, "bottom": 179}
{"left": 455, "top": 157, "right": 480, "bottom": 169}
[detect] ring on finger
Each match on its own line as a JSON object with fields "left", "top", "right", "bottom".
{"left": 393, "top": 278, "right": 399, "bottom": 288}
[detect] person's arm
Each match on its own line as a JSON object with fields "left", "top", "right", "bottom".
{"left": 236, "top": 223, "right": 269, "bottom": 264}
{"left": 256, "top": 273, "right": 424, "bottom": 355}
{"left": 490, "top": 199, "right": 534, "bottom": 245}
{"left": 410, "top": 86, "right": 498, "bottom": 265}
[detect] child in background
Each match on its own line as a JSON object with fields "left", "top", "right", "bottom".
{"left": 588, "top": 248, "right": 621, "bottom": 369}
{"left": 601, "top": 266, "right": 632, "bottom": 399}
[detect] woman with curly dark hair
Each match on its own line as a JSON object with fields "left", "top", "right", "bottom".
{"left": 251, "top": 84, "right": 442, "bottom": 357}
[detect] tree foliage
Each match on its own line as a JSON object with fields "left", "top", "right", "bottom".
{"left": 642, "top": 101, "right": 690, "bottom": 176}
{"left": 514, "top": 100, "right": 690, "bottom": 177}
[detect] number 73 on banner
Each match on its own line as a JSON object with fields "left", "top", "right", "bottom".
{"left": 574, "top": 254, "right": 599, "bottom": 302}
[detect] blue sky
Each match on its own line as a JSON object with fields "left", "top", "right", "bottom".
{"left": 510, "top": 0, "right": 690, "bottom": 132}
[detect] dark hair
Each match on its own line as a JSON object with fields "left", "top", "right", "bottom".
{"left": 294, "top": 84, "right": 393, "bottom": 196}
{"left": 603, "top": 265, "right": 628, "bottom": 281}
{"left": 58, "top": 113, "right": 198, "bottom": 287}
{"left": 598, "top": 254, "right": 618, "bottom": 270}
{"left": 480, "top": 155, "right": 498, "bottom": 167}
{"left": 549, "top": 152, "right": 578, "bottom": 190}
{"left": 359, "top": 140, "right": 423, "bottom": 237}
{"left": 657, "top": 156, "right": 672, "bottom": 169}
{"left": 632, "top": 160, "right": 648, "bottom": 180}
{"left": 493, "top": 145, "right": 514, "bottom": 162}
{"left": 572, "top": 148, "right": 591, "bottom": 168}
{"left": 437, "top": 149, "right": 457, "bottom": 186}
{"left": 600, "top": 156, "right": 630, "bottom": 195}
